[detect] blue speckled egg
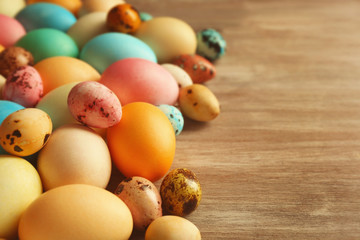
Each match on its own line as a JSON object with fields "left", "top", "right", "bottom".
{"left": 196, "top": 28, "right": 226, "bottom": 61}
{"left": 157, "top": 105, "right": 184, "bottom": 136}
{"left": 140, "top": 12, "right": 153, "bottom": 22}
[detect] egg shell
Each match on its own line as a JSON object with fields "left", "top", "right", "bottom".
{"left": 67, "top": 12, "right": 108, "bottom": 49}
{"left": 15, "top": 3, "right": 76, "bottom": 32}
{"left": 161, "top": 63, "right": 193, "bottom": 88}
{"left": 67, "top": 81, "right": 122, "bottom": 128}
{"left": 0, "top": 0, "right": 26, "bottom": 17}
{"left": 140, "top": 12, "right": 153, "bottom": 22}
{"left": 107, "top": 3, "right": 141, "bottom": 34}
{"left": 107, "top": 102, "right": 176, "bottom": 182}
{"left": 179, "top": 84, "right": 220, "bottom": 122}
{"left": 157, "top": 104, "right": 184, "bottom": 136}
{"left": 0, "top": 14, "right": 26, "bottom": 48}
{"left": 135, "top": 17, "right": 197, "bottom": 63}
{"left": 78, "top": 0, "right": 125, "bottom": 17}
{"left": 18, "top": 184, "right": 133, "bottom": 240}
{"left": 0, "top": 46, "right": 34, "bottom": 78}
{"left": 196, "top": 28, "right": 227, "bottom": 61}
{"left": 34, "top": 56, "right": 100, "bottom": 95}
{"left": 100, "top": 58, "right": 178, "bottom": 106}
{"left": 0, "top": 108, "right": 52, "bottom": 157}
{"left": 37, "top": 124, "right": 111, "bottom": 190}
{"left": 0, "top": 155, "right": 42, "bottom": 239}
{"left": 171, "top": 54, "right": 216, "bottom": 84}
{"left": 145, "top": 216, "right": 201, "bottom": 240}
{"left": 3, "top": 65, "right": 43, "bottom": 107}
{"left": 114, "top": 177, "right": 162, "bottom": 231}
{"left": 16, "top": 28, "right": 79, "bottom": 63}
{"left": 80, "top": 33, "right": 157, "bottom": 73}
{"left": 27, "top": 0, "right": 82, "bottom": 15}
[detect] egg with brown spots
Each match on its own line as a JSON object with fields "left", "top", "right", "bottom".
{"left": 0, "top": 108, "right": 52, "bottom": 156}
{"left": 160, "top": 168, "right": 202, "bottom": 217}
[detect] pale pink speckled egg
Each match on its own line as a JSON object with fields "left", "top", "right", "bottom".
{"left": 67, "top": 81, "right": 122, "bottom": 128}
{"left": 3, "top": 65, "right": 43, "bottom": 107}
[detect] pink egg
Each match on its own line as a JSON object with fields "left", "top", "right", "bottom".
{"left": 67, "top": 81, "right": 122, "bottom": 128}
{"left": 0, "top": 14, "right": 26, "bottom": 47}
{"left": 99, "top": 58, "right": 179, "bottom": 106}
{"left": 3, "top": 65, "right": 43, "bottom": 107}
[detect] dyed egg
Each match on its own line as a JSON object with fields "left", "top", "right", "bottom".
{"left": 107, "top": 102, "right": 176, "bottom": 182}
{"left": 0, "top": 45, "right": 4, "bottom": 53}
{"left": 15, "top": 3, "right": 76, "bottom": 32}
{"left": 179, "top": 84, "right": 220, "bottom": 122}
{"left": 107, "top": 4, "right": 141, "bottom": 33}
{"left": 34, "top": 56, "right": 100, "bottom": 94}
{"left": 27, "top": 0, "right": 82, "bottom": 15}
{"left": 0, "top": 46, "right": 34, "bottom": 78}
{"left": 100, "top": 58, "right": 178, "bottom": 106}
{"left": 135, "top": 17, "right": 197, "bottom": 63}
{"left": 0, "top": 155, "right": 42, "bottom": 239}
{"left": 140, "top": 12, "right": 152, "bottom": 22}
{"left": 78, "top": 0, "right": 125, "bottom": 17}
{"left": 0, "top": 0, "right": 26, "bottom": 17}
{"left": 67, "top": 12, "right": 108, "bottom": 49}
{"left": 114, "top": 177, "right": 162, "bottom": 231}
{"left": 160, "top": 168, "right": 202, "bottom": 216}
{"left": 68, "top": 81, "right": 122, "bottom": 128}
{"left": 16, "top": 28, "right": 79, "bottom": 63}
{"left": 80, "top": 33, "right": 157, "bottom": 73}
{"left": 0, "top": 75, "right": 5, "bottom": 99}
{"left": 145, "top": 216, "right": 201, "bottom": 240}
{"left": 0, "top": 14, "right": 26, "bottom": 48}
{"left": 3, "top": 66, "right": 43, "bottom": 107}
{"left": 161, "top": 63, "right": 193, "bottom": 88}
{"left": 157, "top": 105, "right": 184, "bottom": 136}
{"left": 172, "top": 54, "right": 216, "bottom": 83}
{"left": 196, "top": 28, "right": 227, "bottom": 61}
{"left": 38, "top": 124, "right": 111, "bottom": 190}
{"left": 18, "top": 184, "right": 133, "bottom": 240}
{"left": 0, "top": 108, "right": 52, "bottom": 157}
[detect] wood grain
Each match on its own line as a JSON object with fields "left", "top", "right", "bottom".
{"left": 113, "top": 0, "right": 360, "bottom": 239}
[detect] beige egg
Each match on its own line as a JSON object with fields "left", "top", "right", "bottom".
{"left": 135, "top": 17, "right": 197, "bottom": 63}
{"left": 179, "top": 84, "right": 220, "bottom": 122}
{"left": 0, "top": 75, "right": 6, "bottom": 99}
{"left": 0, "top": 0, "right": 25, "bottom": 17}
{"left": 145, "top": 215, "right": 201, "bottom": 240}
{"left": 18, "top": 184, "right": 133, "bottom": 240}
{"left": 37, "top": 124, "right": 111, "bottom": 190}
{"left": 161, "top": 64, "right": 193, "bottom": 88}
{"left": 78, "top": 0, "right": 126, "bottom": 17}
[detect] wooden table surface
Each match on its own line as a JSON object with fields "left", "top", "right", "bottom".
{"left": 114, "top": 0, "right": 360, "bottom": 239}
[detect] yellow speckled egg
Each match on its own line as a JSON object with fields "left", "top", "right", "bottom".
{"left": 0, "top": 108, "right": 52, "bottom": 156}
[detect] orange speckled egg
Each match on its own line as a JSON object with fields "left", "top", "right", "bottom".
{"left": 107, "top": 4, "right": 141, "bottom": 34}
{"left": 27, "top": 0, "right": 82, "bottom": 15}
{"left": 107, "top": 102, "right": 176, "bottom": 182}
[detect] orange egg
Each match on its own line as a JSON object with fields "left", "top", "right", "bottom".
{"left": 106, "top": 3, "right": 141, "bottom": 33}
{"left": 107, "top": 102, "right": 176, "bottom": 182}
{"left": 27, "top": 0, "right": 82, "bottom": 15}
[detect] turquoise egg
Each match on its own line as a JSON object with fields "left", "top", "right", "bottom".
{"left": 196, "top": 28, "right": 226, "bottom": 61}
{"left": 16, "top": 28, "right": 79, "bottom": 63}
{"left": 15, "top": 3, "right": 76, "bottom": 32}
{"left": 140, "top": 12, "right": 153, "bottom": 22}
{"left": 157, "top": 104, "right": 184, "bottom": 136}
{"left": 80, "top": 33, "right": 157, "bottom": 73}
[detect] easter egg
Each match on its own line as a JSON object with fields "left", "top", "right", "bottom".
{"left": 0, "top": 46, "right": 34, "bottom": 78}
{"left": 106, "top": 3, "right": 141, "bottom": 33}
{"left": 100, "top": 58, "right": 178, "bottom": 106}
{"left": 0, "top": 75, "right": 5, "bottom": 99}
{"left": 107, "top": 102, "right": 176, "bottom": 182}
{"left": 0, "top": 45, "right": 4, "bottom": 53}
{"left": 135, "top": 17, "right": 197, "bottom": 63}
{"left": 161, "top": 63, "right": 193, "bottom": 88}
{"left": 0, "top": 155, "right": 42, "bottom": 239}
{"left": 78, "top": 0, "right": 125, "bottom": 17}
{"left": 196, "top": 28, "right": 227, "bottom": 61}
{"left": 0, "top": 14, "right": 26, "bottom": 48}
{"left": 18, "top": 184, "right": 133, "bottom": 240}
{"left": 140, "top": 12, "right": 152, "bottom": 22}
{"left": 0, "top": 0, "right": 26, "bottom": 17}
{"left": 157, "top": 105, "right": 184, "bottom": 136}
{"left": 34, "top": 56, "right": 100, "bottom": 94}
{"left": 27, "top": 0, "right": 82, "bottom": 15}
{"left": 15, "top": 3, "right": 76, "bottom": 32}
{"left": 80, "top": 33, "right": 157, "bottom": 73}
{"left": 16, "top": 28, "right": 79, "bottom": 63}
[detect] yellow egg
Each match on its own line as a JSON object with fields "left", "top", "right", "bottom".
{"left": 0, "top": 75, "right": 6, "bottom": 100}
{"left": 0, "top": 155, "right": 42, "bottom": 239}
{"left": 18, "top": 184, "right": 133, "bottom": 240}
{"left": 135, "top": 17, "right": 197, "bottom": 63}
{"left": 78, "top": 0, "right": 125, "bottom": 17}
{"left": 27, "top": 0, "right": 82, "bottom": 15}
{"left": 0, "top": 0, "right": 25, "bottom": 17}
{"left": 0, "top": 108, "right": 52, "bottom": 156}
{"left": 0, "top": 45, "right": 4, "bottom": 53}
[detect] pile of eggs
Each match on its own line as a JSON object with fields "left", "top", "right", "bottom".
{"left": 0, "top": 0, "right": 227, "bottom": 239}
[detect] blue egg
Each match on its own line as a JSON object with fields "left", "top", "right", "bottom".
{"left": 157, "top": 105, "right": 184, "bottom": 136}
{"left": 15, "top": 3, "right": 76, "bottom": 32}
{"left": 196, "top": 28, "right": 226, "bottom": 61}
{"left": 140, "top": 12, "right": 153, "bottom": 22}
{"left": 80, "top": 33, "right": 157, "bottom": 73}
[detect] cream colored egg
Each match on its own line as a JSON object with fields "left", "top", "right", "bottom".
{"left": 0, "top": 155, "right": 42, "bottom": 239}
{"left": 0, "top": 75, "right": 6, "bottom": 100}
{"left": 18, "top": 184, "right": 133, "bottom": 240}
{"left": 161, "top": 64, "right": 193, "bottom": 88}
{"left": 37, "top": 124, "right": 111, "bottom": 190}
{"left": 78, "top": 0, "right": 126, "bottom": 17}
{"left": 0, "top": 0, "right": 26, "bottom": 17}
{"left": 135, "top": 17, "right": 197, "bottom": 63}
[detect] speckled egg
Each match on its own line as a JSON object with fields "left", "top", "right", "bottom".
{"left": 157, "top": 104, "right": 184, "bottom": 136}
{"left": 160, "top": 168, "right": 202, "bottom": 216}
{"left": 171, "top": 54, "right": 216, "bottom": 84}
{"left": 0, "top": 47, "right": 34, "bottom": 78}
{"left": 196, "top": 28, "right": 226, "bottom": 61}
{"left": 161, "top": 63, "right": 193, "bottom": 88}
{"left": 0, "top": 108, "right": 52, "bottom": 156}
{"left": 3, "top": 66, "right": 43, "bottom": 107}
{"left": 106, "top": 3, "right": 141, "bottom": 34}
{"left": 114, "top": 176, "right": 162, "bottom": 231}
{"left": 139, "top": 12, "right": 152, "bottom": 22}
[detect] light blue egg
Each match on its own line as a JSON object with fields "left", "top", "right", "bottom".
{"left": 157, "top": 105, "right": 184, "bottom": 136}
{"left": 15, "top": 3, "right": 76, "bottom": 32}
{"left": 80, "top": 32, "right": 157, "bottom": 73}
{"left": 140, "top": 12, "right": 153, "bottom": 22}
{"left": 196, "top": 28, "right": 226, "bottom": 61}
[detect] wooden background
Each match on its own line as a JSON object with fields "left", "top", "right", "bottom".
{"left": 113, "top": 0, "right": 360, "bottom": 239}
